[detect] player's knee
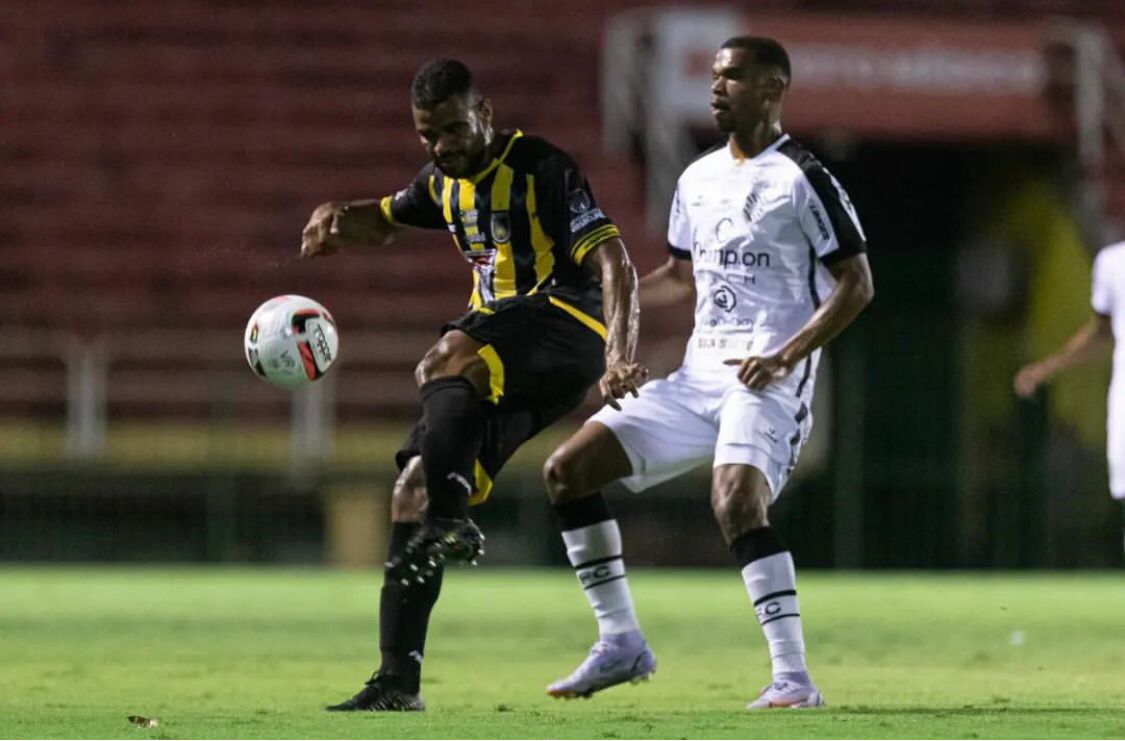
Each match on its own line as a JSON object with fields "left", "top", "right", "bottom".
{"left": 543, "top": 449, "right": 586, "bottom": 503}
{"left": 710, "top": 482, "right": 769, "bottom": 537}
{"left": 414, "top": 337, "right": 488, "bottom": 393}
{"left": 391, "top": 457, "right": 427, "bottom": 522}
{"left": 415, "top": 344, "right": 453, "bottom": 386}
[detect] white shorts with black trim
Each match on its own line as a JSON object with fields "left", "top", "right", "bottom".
{"left": 589, "top": 367, "right": 813, "bottom": 500}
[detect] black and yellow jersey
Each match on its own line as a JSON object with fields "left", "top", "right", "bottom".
{"left": 379, "top": 130, "right": 620, "bottom": 318}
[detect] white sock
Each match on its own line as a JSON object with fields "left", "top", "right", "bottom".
{"left": 741, "top": 551, "right": 808, "bottom": 677}
{"left": 562, "top": 520, "right": 640, "bottom": 636}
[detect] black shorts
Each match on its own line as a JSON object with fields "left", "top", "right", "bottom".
{"left": 395, "top": 293, "right": 606, "bottom": 504}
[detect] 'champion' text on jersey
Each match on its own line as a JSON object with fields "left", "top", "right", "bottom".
{"left": 667, "top": 134, "right": 867, "bottom": 400}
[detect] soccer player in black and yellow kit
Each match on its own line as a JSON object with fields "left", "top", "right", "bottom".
{"left": 301, "top": 59, "right": 647, "bottom": 710}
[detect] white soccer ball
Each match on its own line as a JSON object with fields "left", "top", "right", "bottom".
{"left": 244, "top": 295, "right": 339, "bottom": 389}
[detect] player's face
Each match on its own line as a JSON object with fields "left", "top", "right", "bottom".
{"left": 710, "top": 48, "right": 784, "bottom": 133}
{"left": 413, "top": 94, "right": 493, "bottom": 178}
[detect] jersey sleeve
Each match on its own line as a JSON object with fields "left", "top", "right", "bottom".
{"left": 1092, "top": 250, "right": 1113, "bottom": 315}
{"left": 535, "top": 152, "right": 622, "bottom": 266}
{"left": 794, "top": 165, "right": 867, "bottom": 265}
{"left": 378, "top": 164, "right": 446, "bottom": 230}
{"left": 666, "top": 181, "right": 692, "bottom": 260}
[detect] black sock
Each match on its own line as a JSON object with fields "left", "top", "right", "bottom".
{"left": 378, "top": 522, "right": 445, "bottom": 694}
{"left": 419, "top": 377, "right": 483, "bottom": 521}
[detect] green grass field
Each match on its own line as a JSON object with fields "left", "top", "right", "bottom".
{"left": 1, "top": 568, "right": 1123, "bottom": 739}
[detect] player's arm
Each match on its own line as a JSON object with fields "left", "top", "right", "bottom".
{"left": 639, "top": 254, "right": 695, "bottom": 308}
{"left": 1013, "top": 314, "right": 1113, "bottom": 398}
{"left": 536, "top": 147, "right": 647, "bottom": 408}
{"left": 583, "top": 237, "right": 648, "bottom": 409}
{"left": 300, "top": 165, "right": 445, "bottom": 259}
{"left": 727, "top": 169, "right": 872, "bottom": 389}
{"left": 300, "top": 200, "right": 397, "bottom": 258}
{"left": 640, "top": 183, "right": 697, "bottom": 308}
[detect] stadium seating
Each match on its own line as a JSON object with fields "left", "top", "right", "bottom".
{"left": 3, "top": 0, "right": 1122, "bottom": 424}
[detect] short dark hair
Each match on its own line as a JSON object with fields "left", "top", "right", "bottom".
{"left": 721, "top": 36, "right": 791, "bottom": 85}
{"left": 411, "top": 58, "right": 482, "bottom": 109}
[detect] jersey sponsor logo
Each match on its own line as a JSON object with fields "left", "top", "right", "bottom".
{"left": 807, "top": 202, "right": 830, "bottom": 241}
{"left": 712, "top": 285, "right": 737, "bottom": 312}
{"left": 697, "top": 247, "right": 771, "bottom": 269}
{"left": 490, "top": 212, "right": 511, "bottom": 243}
{"left": 713, "top": 216, "right": 736, "bottom": 242}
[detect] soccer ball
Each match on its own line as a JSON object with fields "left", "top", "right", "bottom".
{"left": 244, "top": 295, "right": 339, "bottom": 389}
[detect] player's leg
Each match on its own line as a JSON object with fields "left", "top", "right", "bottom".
{"left": 413, "top": 329, "right": 491, "bottom": 521}
{"left": 544, "top": 375, "right": 717, "bottom": 698}
{"left": 385, "top": 329, "right": 491, "bottom": 580}
{"left": 712, "top": 389, "right": 821, "bottom": 709}
{"left": 326, "top": 457, "right": 432, "bottom": 712}
{"left": 711, "top": 463, "right": 822, "bottom": 709}
{"left": 543, "top": 422, "right": 655, "bottom": 697}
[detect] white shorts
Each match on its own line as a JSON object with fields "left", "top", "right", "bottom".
{"left": 589, "top": 368, "right": 812, "bottom": 500}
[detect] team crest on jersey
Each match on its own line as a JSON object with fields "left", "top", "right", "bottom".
{"left": 490, "top": 212, "right": 510, "bottom": 243}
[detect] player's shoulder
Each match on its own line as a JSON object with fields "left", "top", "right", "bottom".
{"left": 506, "top": 131, "right": 579, "bottom": 173}
{"left": 772, "top": 135, "right": 829, "bottom": 181}
{"left": 1095, "top": 240, "right": 1125, "bottom": 266}
{"left": 676, "top": 141, "right": 728, "bottom": 193}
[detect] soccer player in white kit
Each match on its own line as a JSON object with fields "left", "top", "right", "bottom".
{"left": 541, "top": 37, "right": 874, "bottom": 708}
{"left": 1014, "top": 241, "right": 1125, "bottom": 548}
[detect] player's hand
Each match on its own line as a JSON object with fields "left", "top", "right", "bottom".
{"left": 599, "top": 361, "right": 649, "bottom": 411}
{"left": 723, "top": 354, "right": 794, "bottom": 390}
{"left": 1013, "top": 363, "right": 1048, "bottom": 398}
{"left": 300, "top": 202, "right": 348, "bottom": 259}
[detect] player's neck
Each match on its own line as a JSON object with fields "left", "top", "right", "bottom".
{"left": 728, "top": 123, "right": 783, "bottom": 162}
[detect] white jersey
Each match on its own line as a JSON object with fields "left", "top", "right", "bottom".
{"left": 1092, "top": 241, "right": 1125, "bottom": 386}
{"left": 667, "top": 134, "right": 866, "bottom": 402}
{"left": 1090, "top": 241, "right": 1125, "bottom": 498}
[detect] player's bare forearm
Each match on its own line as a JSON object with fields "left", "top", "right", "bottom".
{"left": 587, "top": 238, "right": 639, "bottom": 365}
{"left": 639, "top": 256, "right": 695, "bottom": 308}
{"left": 778, "top": 253, "right": 874, "bottom": 368}
{"left": 1014, "top": 315, "right": 1112, "bottom": 397}
{"left": 300, "top": 199, "right": 399, "bottom": 259}
{"left": 1043, "top": 315, "right": 1112, "bottom": 374}
{"left": 585, "top": 237, "right": 649, "bottom": 408}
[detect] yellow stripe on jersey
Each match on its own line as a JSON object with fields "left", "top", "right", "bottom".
{"left": 477, "top": 344, "right": 506, "bottom": 403}
{"left": 465, "top": 130, "right": 524, "bottom": 184}
{"left": 548, "top": 296, "right": 607, "bottom": 340}
{"left": 469, "top": 270, "right": 483, "bottom": 309}
{"left": 440, "top": 177, "right": 455, "bottom": 226}
{"left": 571, "top": 224, "right": 621, "bottom": 265}
{"left": 469, "top": 460, "right": 493, "bottom": 505}
{"left": 525, "top": 174, "right": 556, "bottom": 294}
{"left": 489, "top": 164, "right": 517, "bottom": 298}
{"left": 427, "top": 174, "right": 438, "bottom": 205}
{"left": 378, "top": 196, "right": 399, "bottom": 226}
{"left": 458, "top": 178, "right": 478, "bottom": 241}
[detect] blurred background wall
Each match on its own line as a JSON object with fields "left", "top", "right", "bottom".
{"left": 3, "top": 0, "right": 1125, "bottom": 568}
